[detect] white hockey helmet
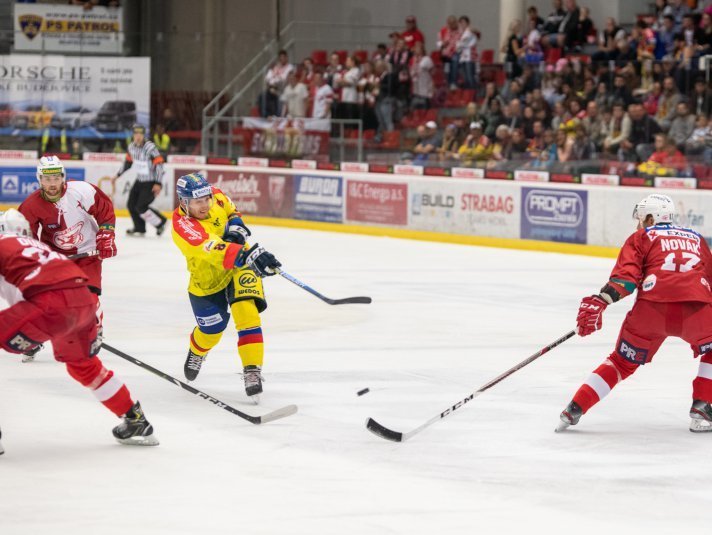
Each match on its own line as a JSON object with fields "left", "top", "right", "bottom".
{"left": 632, "top": 193, "right": 676, "bottom": 225}
{"left": 36, "top": 155, "right": 65, "bottom": 182}
{"left": 0, "top": 209, "right": 31, "bottom": 237}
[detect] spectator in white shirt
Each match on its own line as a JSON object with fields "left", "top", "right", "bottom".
{"left": 410, "top": 41, "right": 434, "bottom": 109}
{"left": 337, "top": 55, "right": 361, "bottom": 120}
{"left": 311, "top": 72, "right": 335, "bottom": 119}
{"left": 264, "top": 50, "right": 294, "bottom": 93}
{"left": 280, "top": 72, "right": 309, "bottom": 118}
{"left": 455, "top": 16, "right": 478, "bottom": 89}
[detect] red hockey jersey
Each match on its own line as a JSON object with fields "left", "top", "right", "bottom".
{"left": 610, "top": 224, "right": 712, "bottom": 303}
{"left": 18, "top": 181, "right": 115, "bottom": 256}
{"left": 0, "top": 234, "right": 87, "bottom": 306}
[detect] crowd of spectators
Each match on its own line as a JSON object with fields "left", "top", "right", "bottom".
{"left": 256, "top": 0, "right": 712, "bottom": 173}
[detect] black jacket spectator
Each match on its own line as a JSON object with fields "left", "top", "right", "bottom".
{"left": 629, "top": 113, "right": 662, "bottom": 146}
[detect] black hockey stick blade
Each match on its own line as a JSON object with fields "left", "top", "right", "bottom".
{"left": 68, "top": 250, "right": 99, "bottom": 260}
{"left": 101, "top": 343, "right": 298, "bottom": 425}
{"left": 277, "top": 269, "right": 372, "bottom": 305}
{"left": 324, "top": 296, "right": 372, "bottom": 305}
{"left": 365, "top": 418, "right": 403, "bottom": 442}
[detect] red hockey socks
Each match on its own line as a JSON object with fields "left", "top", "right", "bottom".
{"left": 65, "top": 357, "right": 134, "bottom": 417}
{"left": 692, "top": 353, "right": 712, "bottom": 403}
{"left": 572, "top": 353, "right": 639, "bottom": 413}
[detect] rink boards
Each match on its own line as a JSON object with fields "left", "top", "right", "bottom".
{"left": 1, "top": 154, "right": 710, "bottom": 253}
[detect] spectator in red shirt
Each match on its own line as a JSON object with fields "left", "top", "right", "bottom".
{"left": 646, "top": 133, "right": 688, "bottom": 170}
{"left": 401, "top": 15, "right": 425, "bottom": 50}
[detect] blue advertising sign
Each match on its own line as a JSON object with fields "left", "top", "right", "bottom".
{"left": 0, "top": 166, "right": 85, "bottom": 203}
{"left": 294, "top": 174, "right": 343, "bottom": 223}
{"left": 520, "top": 187, "right": 587, "bottom": 244}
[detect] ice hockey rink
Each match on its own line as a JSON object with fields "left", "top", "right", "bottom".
{"left": 1, "top": 218, "right": 709, "bottom": 535}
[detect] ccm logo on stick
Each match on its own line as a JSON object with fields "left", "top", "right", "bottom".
{"left": 440, "top": 394, "right": 475, "bottom": 417}
{"left": 618, "top": 340, "right": 649, "bottom": 365}
{"left": 699, "top": 342, "right": 712, "bottom": 355}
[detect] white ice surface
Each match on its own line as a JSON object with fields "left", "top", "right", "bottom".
{"left": 1, "top": 218, "right": 710, "bottom": 534}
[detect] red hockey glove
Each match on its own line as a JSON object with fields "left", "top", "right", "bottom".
{"left": 96, "top": 229, "right": 117, "bottom": 259}
{"left": 576, "top": 295, "right": 608, "bottom": 337}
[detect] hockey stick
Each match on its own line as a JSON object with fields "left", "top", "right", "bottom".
{"left": 68, "top": 250, "right": 99, "bottom": 260}
{"left": 366, "top": 330, "right": 577, "bottom": 442}
{"left": 101, "top": 343, "right": 298, "bottom": 424}
{"left": 276, "top": 269, "right": 372, "bottom": 305}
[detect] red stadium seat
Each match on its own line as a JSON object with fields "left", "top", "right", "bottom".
{"left": 545, "top": 47, "right": 563, "bottom": 64}
{"left": 353, "top": 49, "right": 369, "bottom": 65}
{"left": 401, "top": 109, "right": 428, "bottom": 128}
{"left": 380, "top": 130, "right": 401, "bottom": 149}
{"left": 311, "top": 49, "right": 328, "bottom": 66}
{"left": 430, "top": 51, "right": 443, "bottom": 65}
{"left": 334, "top": 50, "right": 348, "bottom": 65}
{"left": 480, "top": 49, "right": 494, "bottom": 65}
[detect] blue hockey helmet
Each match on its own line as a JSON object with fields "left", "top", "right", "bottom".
{"left": 176, "top": 172, "right": 213, "bottom": 211}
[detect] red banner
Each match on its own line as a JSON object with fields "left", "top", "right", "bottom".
{"left": 346, "top": 180, "right": 407, "bottom": 225}
{"left": 174, "top": 168, "right": 294, "bottom": 218}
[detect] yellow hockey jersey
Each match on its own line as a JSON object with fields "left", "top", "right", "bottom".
{"left": 171, "top": 188, "right": 246, "bottom": 296}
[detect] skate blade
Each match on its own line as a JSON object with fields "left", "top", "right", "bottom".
{"left": 115, "top": 434, "right": 160, "bottom": 446}
{"left": 555, "top": 420, "right": 571, "bottom": 433}
{"left": 248, "top": 394, "right": 261, "bottom": 405}
{"left": 21, "top": 355, "right": 36, "bottom": 363}
{"left": 689, "top": 418, "right": 712, "bottom": 433}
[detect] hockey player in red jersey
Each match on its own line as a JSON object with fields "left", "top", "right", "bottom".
{"left": 0, "top": 209, "right": 158, "bottom": 449}
{"left": 19, "top": 155, "right": 117, "bottom": 293}
{"left": 18, "top": 155, "right": 117, "bottom": 361}
{"left": 557, "top": 194, "right": 712, "bottom": 433}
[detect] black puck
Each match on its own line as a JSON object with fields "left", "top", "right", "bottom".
{"left": 357, "top": 388, "right": 370, "bottom": 396}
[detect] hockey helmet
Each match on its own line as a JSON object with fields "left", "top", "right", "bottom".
{"left": 36, "top": 155, "right": 65, "bottom": 181}
{"left": 632, "top": 193, "right": 676, "bottom": 225}
{"left": 132, "top": 124, "right": 147, "bottom": 135}
{"left": 0, "top": 209, "right": 31, "bottom": 237}
{"left": 176, "top": 172, "right": 213, "bottom": 214}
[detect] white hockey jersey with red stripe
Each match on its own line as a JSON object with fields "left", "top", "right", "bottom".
{"left": 18, "top": 181, "right": 115, "bottom": 256}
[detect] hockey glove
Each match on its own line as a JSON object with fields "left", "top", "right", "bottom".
{"left": 236, "top": 243, "right": 281, "bottom": 277}
{"left": 96, "top": 229, "right": 117, "bottom": 259}
{"left": 223, "top": 216, "right": 251, "bottom": 245}
{"left": 576, "top": 295, "right": 608, "bottom": 337}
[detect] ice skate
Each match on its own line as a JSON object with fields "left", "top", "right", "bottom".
{"left": 689, "top": 400, "right": 712, "bottom": 433}
{"left": 21, "top": 343, "right": 43, "bottom": 363}
{"left": 156, "top": 220, "right": 167, "bottom": 236}
{"left": 184, "top": 349, "right": 205, "bottom": 381}
{"left": 112, "top": 401, "right": 159, "bottom": 446}
{"left": 126, "top": 229, "right": 146, "bottom": 237}
{"left": 243, "top": 365, "right": 263, "bottom": 400}
{"left": 555, "top": 400, "right": 583, "bottom": 432}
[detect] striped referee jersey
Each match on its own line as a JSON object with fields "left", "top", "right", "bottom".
{"left": 117, "top": 141, "right": 165, "bottom": 184}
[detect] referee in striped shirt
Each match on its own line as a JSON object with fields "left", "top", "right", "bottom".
{"left": 114, "top": 124, "right": 167, "bottom": 236}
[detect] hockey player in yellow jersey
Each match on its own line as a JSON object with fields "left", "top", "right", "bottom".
{"left": 171, "top": 172, "right": 281, "bottom": 398}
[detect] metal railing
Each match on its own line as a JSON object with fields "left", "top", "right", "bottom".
{"left": 200, "top": 20, "right": 400, "bottom": 158}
